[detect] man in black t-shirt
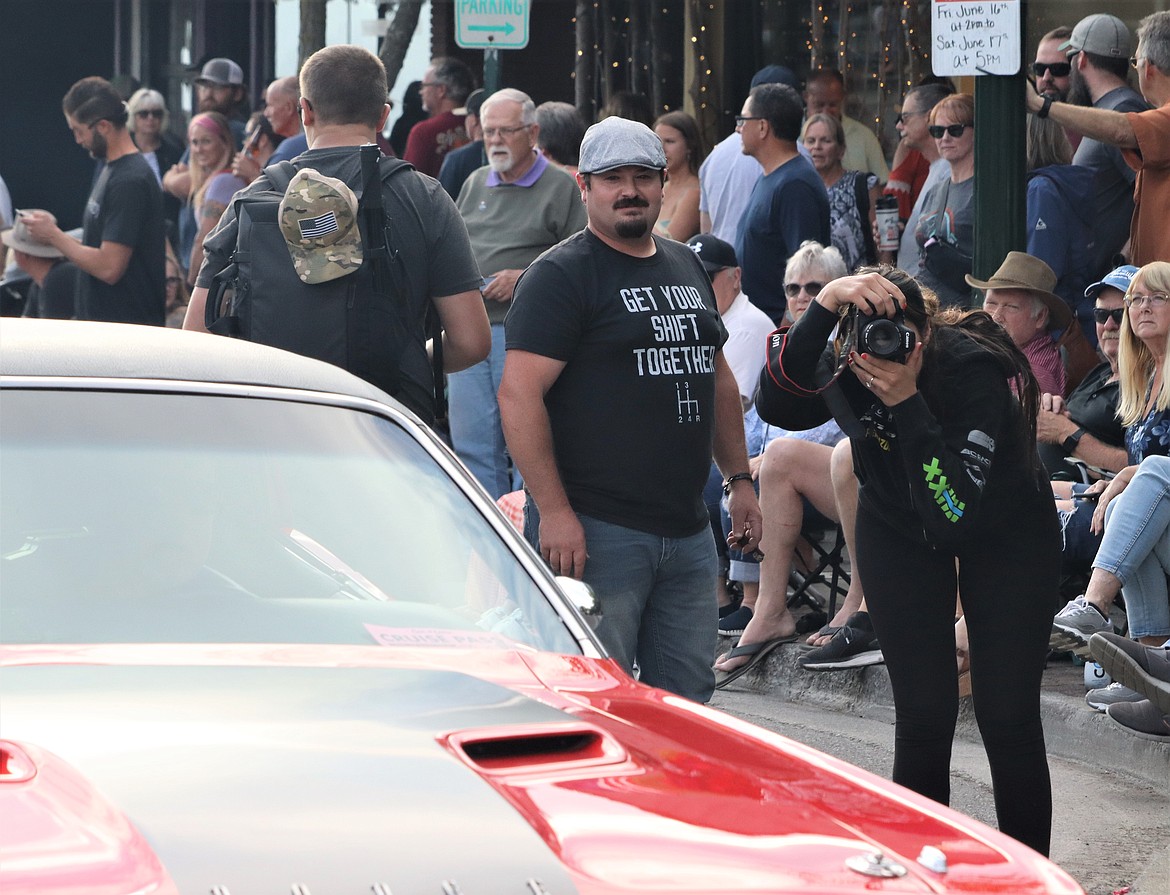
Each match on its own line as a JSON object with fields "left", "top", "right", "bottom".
{"left": 23, "top": 77, "right": 165, "bottom": 325}
{"left": 499, "top": 117, "right": 762, "bottom": 703}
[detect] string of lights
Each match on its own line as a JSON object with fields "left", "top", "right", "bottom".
{"left": 566, "top": 0, "right": 931, "bottom": 139}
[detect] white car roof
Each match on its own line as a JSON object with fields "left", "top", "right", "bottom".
{"left": 0, "top": 319, "right": 398, "bottom": 405}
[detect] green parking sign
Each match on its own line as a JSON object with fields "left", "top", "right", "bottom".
{"left": 455, "top": 0, "right": 530, "bottom": 50}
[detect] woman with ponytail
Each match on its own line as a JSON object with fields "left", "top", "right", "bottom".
{"left": 755, "top": 265, "right": 1061, "bottom": 856}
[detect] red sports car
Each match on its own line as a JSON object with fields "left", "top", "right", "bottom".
{"left": 0, "top": 320, "right": 1083, "bottom": 894}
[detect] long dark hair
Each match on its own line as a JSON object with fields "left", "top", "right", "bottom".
{"left": 861, "top": 265, "right": 1043, "bottom": 474}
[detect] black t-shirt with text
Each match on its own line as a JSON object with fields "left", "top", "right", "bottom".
{"left": 506, "top": 229, "right": 727, "bottom": 537}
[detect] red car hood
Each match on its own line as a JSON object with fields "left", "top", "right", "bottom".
{"left": 0, "top": 643, "right": 1083, "bottom": 894}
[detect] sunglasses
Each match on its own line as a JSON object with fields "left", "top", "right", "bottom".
{"left": 1092, "top": 307, "right": 1125, "bottom": 325}
{"left": 1031, "top": 61, "right": 1071, "bottom": 78}
{"left": 928, "top": 123, "right": 972, "bottom": 139}
{"left": 895, "top": 110, "right": 923, "bottom": 125}
{"left": 784, "top": 281, "right": 824, "bottom": 299}
{"left": 135, "top": 109, "right": 164, "bottom": 119}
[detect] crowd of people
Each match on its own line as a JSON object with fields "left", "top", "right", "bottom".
{"left": 3, "top": 7, "right": 1170, "bottom": 860}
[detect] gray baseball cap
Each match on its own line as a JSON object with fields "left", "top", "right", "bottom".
{"left": 578, "top": 117, "right": 666, "bottom": 175}
{"left": 194, "top": 58, "right": 244, "bottom": 87}
{"left": 1060, "top": 14, "right": 1132, "bottom": 59}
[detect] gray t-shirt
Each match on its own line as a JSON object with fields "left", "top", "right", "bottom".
{"left": 914, "top": 174, "right": 974, "bottom": 307}
{"left": 1072, "top": 85, "right": 1149, "bottom": 272}
{"left": 897, "top": 157, "right": 950, "bottom": 273}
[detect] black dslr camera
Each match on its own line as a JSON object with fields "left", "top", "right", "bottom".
{"left": 852, "top": 305, "right": 917, "bottom": 364}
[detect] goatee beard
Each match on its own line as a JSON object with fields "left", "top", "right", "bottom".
{"left": 615, "top": 218, "right": 649, "bottom": 238}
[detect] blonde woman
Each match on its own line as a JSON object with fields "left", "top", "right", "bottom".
{"left": 185, "top": 112, "right": 246, "bottom": 286}
{"left": 126, "top": 88, "right": 183, "bottom": 186}
{"left": 128, "top": 88, "right": 183, "bottom": 235}
{"left": 1051, "top": 262, "right": 1170, "bottom": 647}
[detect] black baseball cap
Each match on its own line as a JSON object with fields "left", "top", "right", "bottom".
{"left": 686, "top": 233, "right": 738, "bottom": 278}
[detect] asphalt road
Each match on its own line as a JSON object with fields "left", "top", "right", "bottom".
{"left": 711, "top": 688, "right": 1170, "bottom": 895}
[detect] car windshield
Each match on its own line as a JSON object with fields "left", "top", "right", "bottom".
{"left": 0, "top": 389, "right": 580, "bottom": 655}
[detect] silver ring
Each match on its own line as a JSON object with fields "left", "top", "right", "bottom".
{"left": 868, "top": 376, "right": 875, "bottom": 387}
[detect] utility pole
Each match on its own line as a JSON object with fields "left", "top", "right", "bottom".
{"left": 972, "top": 0, "right": 1027, "bottom": 280}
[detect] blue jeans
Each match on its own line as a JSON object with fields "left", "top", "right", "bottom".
{"left": 1095, "top": 456, "right": 1170, "bottom": 638}
{"left": 525, "top": 502, "right": 718, "bottom": 703}
{"left": 1058, "top": 483, "right": 1099, "bottom": 570}
{"left": 448, "top": 324, "right": 518, "bottom": 500}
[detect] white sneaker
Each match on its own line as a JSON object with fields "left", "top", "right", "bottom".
{"left": 1050, "top": 595, "right": 1112, "bottom": 657}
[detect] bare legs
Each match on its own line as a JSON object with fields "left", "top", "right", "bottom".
{"left": 715, "top": 437, "right": 839, "bottom": 670}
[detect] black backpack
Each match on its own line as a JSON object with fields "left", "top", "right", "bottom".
{"left": 204, "top": 143, "right": 445, "bottom": 421}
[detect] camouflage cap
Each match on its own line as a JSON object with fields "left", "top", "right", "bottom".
{"left": 278, "top": 168, "right": 363, "bottom": 285}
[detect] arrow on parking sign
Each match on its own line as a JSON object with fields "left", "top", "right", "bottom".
{"left": 468, "top": 21, "right": 516, "bottom": 35}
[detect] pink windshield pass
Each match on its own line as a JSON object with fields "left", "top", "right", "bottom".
{"left": 364, "top": 624, "right": 512, "bottom": 648}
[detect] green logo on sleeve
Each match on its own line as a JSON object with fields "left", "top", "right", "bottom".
{"left": 923, "top": 457, "right": 964, "bottom": 522}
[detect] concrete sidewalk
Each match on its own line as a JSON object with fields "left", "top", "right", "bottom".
{"left": 716, "top": 632, "right": 1170, "bottom": 789}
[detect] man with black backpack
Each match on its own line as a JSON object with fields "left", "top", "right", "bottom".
{"left": 184, "top": 44, "right": 490, "bottom": 426}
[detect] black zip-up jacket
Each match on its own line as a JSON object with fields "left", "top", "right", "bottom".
{"left": 756, "top": 301, "right": 1048, "bottom": 550}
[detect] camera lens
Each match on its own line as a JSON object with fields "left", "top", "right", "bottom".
{"left": 862, "top": 319, "right": 903, "bottom": 358}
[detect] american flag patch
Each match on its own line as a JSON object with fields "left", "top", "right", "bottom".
{"left": 298, "top": 211, "right": 339, "bottom": 239}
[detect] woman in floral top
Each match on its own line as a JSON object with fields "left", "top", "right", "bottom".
{"left": 802, "top": 113, "right": 878, "bottom": 273}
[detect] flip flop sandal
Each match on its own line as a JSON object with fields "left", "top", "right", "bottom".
{"left": 713, "top": 633, "right": 799, "bottom": 690}
{"left": 798, "top": 624, "right": 842, "bottom": 650}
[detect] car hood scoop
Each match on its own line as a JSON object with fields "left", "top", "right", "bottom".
{"left": 0, "top": 663, "right": 584, "bottom": 893}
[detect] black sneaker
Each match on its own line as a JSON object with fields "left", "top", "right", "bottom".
{"left": 718, "top": 585, "right": 743, "bottom": 619}
{"left": 718, "top": 604, "right": 753, "bottom": 636}
{"left": 799, "top": 612, "right": 883, "bottom": 670}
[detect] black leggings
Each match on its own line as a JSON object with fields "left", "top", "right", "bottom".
{"left": 855, "top": 497, "right": 1061, "bottom": 856}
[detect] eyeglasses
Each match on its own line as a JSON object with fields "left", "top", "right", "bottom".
{"left": 895, "top": 110, "right": 923, "bottom": 125}
{"left": 420, "top": 81, "right": 443, "bottom": 89}
{"left": 1092, "top": 307, "right": 1126, "bottom": 325}
{"left": 735, "top": 115, "right": 765, "bottom": 128}
{"left": 482, "top": 124, "right": 532, "bottom": 139}
{"left": 1031, "top": 61, "right": 1071, "bottom": 78}
{"left": 928, "top": 123, "right": 972, "bottom": 139}
{"left": 135, "top": 109, "right": 164, "bottom": 119}
{"left": 1124, "top": 292, "right": 1170, "bottom": 309}
{"left": 1131, "top": 56, "right": 1144, "bottom": 69}
{"left": 784, "top": 281, "right": 825, "bottom": 298}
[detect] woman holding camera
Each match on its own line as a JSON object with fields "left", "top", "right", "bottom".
{"left": 756, "top": 266, "right": 1061, "bottom": 856}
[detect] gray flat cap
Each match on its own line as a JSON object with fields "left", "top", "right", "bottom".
{"left": 578, "top": 117, "right": 667, "bottom": 174}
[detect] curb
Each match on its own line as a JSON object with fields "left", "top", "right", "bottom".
{"left": 716, "top": 635, "right": 1170, "bottom": 789}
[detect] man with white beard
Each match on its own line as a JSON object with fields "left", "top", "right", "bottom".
{"left": 451, "top": 88, "right": 587, "bottom": 498}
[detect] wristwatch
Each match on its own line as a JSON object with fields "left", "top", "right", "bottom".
{"left": 722, "top": 472, "right": 753, "bottom": 495}
{"left": 1062, "top": 427, "right": 1085, "bottom": 453}
{"left": 1038, "top": 95, "right": 1054, "bottom": 119}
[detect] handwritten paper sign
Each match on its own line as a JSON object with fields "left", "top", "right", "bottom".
{"left": 931, "top": 0, "right": 1021, "bottom": 77}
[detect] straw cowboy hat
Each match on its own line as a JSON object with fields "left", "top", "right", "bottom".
{"left": 965, "top": 252, "right": 1072, "bottom": 331}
